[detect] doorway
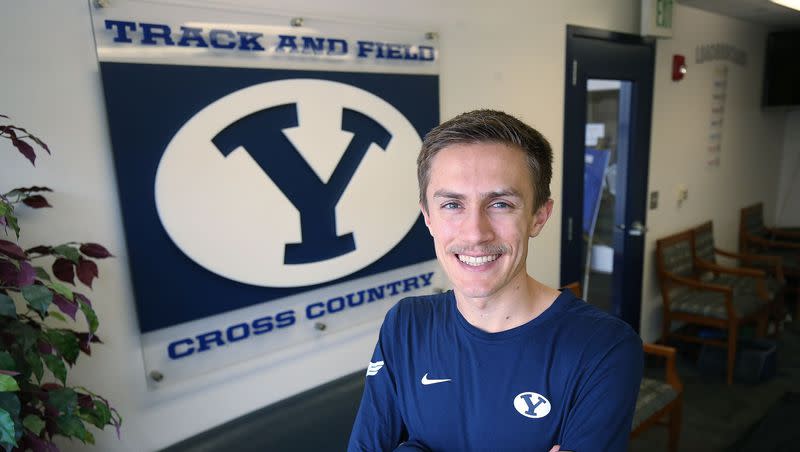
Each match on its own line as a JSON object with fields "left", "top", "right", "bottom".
{"left": 559, "top": 26, "right": 655, "bottom": 333}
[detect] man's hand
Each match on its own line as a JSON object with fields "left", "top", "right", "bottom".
{"left": 549, "top": 446, "right": 560, "bottom": 452}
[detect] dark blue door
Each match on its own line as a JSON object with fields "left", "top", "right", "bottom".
{"left": 560, "top": 26, "right": 655, "bottom": 333}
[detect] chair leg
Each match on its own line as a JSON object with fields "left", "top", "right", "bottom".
{"left": 727, "top": 324, "right": 738, "bottom": 385}
{"left": 668, "top": 398, "right": 682, "bottom": 452}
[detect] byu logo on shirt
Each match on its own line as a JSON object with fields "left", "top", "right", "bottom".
{"left": 513, "top": 392, "right": 552, "bottom": 419}
{"left": 154, "top": 79, "right": 423, "bottom": 287}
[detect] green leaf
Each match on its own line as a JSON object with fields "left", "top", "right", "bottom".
{"left": 0, "top": 294, "right": 15, "bottom": 319}
{"left": 47, "top": 282, "right": 73, "bottom": 301}
{"left": 42, "top": 355, "right": 67, "bottom": 385}
{"left": 0, "top": 353, "right": 13, "bottom": 373}
{"left": 0, "top": 376, "right": 18, "bottom": 393}
{"left": 53, "top": 245, "right": 80, "bottom": 263}
{"left": 21, "top": 285, "right": 52, "bottom": 316}
{"left": 55, "top": 414, "right": 88, "bottom": 442}
{"left": 47, "top": 388, "right": 77, "bottom": 415}
{"left": 49, "top": 311, "right": 67, "bottom": 322}
{"left": 0, "top": 408, "right": 16, "bottom": 449}
{"left": 22, "top": 414, "right": 44, "bottom": 436}
{"left": 34, "top": 266, "right": 51, "bottom": 281}
{"left": 24, "top": 352, "right": 43, "bottom": 383}
{"left": 79, "top": 301, "right": 98, "bottom": 334}
{"left": 45, "top": 330, "right": 79, "bottom": 364}
{"left": 5, "top": 215, "right": 20, "bottom": 238}
{"left": 0, "top": 393, "right": 20, "bottom": 448}
{"left": 0, "top": 203, "right": 7, "bottom": 216}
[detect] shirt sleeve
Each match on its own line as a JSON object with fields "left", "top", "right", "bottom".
{"left": 348, "top": 306, "right": 407, "bottom": 452}
{"left": 558, "top": 329, "right": 644, "bottom": 452}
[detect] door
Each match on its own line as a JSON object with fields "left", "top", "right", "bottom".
{"left": 559, "top": 26, "right": 655, "bottom": 333}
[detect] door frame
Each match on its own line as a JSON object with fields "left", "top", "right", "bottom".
{"left": 559, "top": 25, "right": 655, "bottom": 333}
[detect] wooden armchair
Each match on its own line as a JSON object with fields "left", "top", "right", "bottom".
{"left": 560, "top": 282, "right": 682, "bottom": 451}
{"left": 693, "top": 221, "right": 786, "bottom": 328}
{"left": 656, "top": 230, "right": 769, "bottom": 385}
{"left": 630, "top": 344, "right": 683, "bottom": 452}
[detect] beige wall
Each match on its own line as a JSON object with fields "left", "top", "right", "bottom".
{"left": 642, "top": 4, "right": 786, "bottom": 341}
{"left": 0, "top": 1, "right": 786, "bottom": 450}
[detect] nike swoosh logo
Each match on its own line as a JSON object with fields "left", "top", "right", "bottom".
{"left": 421, "top": 373, "right": 452, "bottom": 385}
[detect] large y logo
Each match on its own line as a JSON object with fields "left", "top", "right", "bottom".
{"left": 513, "top": 392, "right": 551, "bottom": 419}
{"left": 155, "top": 79, "right": 422, "bottom": 287}
{"left": 212, "top": 104, "right": 391, "bottom": 264}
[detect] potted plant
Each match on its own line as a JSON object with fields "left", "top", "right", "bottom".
{"left": 0, "top": 115, "right": 121, "bottom": 451}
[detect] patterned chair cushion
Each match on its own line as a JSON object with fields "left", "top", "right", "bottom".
{"left": 670, "top": 290, "right": 763, "bottom": 319}
{"left": 700, "top": 273, "right": 783, "bottom": 299}
{"left": 632, "top": 378, "right": 678, "bottom": 431}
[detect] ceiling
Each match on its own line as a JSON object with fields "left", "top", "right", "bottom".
{"left": 679, "top": 0, "right": 800, "bottom": 29}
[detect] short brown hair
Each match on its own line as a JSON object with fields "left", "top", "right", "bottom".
{"left": 417, "top": 109, "right": 553, "bottom": 211}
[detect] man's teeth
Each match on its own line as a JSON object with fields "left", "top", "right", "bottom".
{"left": 458, "top": 254, "right": 500, "bottom": 266}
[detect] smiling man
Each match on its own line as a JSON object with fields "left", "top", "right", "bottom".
{"left": 348, "top": 110, "right": 642, "bottom": 452}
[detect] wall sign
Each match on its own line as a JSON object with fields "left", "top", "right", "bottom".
{"left": 90, "top": 1, "right": 440, "bottom": 387}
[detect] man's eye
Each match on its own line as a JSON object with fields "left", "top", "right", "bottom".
{"left": 442, "top": 202, "right": 461, "bottom": 209}
{"left": 491, "top": 201, "right": 511, "bottom": 209}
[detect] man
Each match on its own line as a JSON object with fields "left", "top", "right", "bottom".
{"left": 348, "top": 110, "right": 642, "bottom": 451}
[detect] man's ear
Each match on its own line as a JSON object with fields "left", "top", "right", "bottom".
{"left": 420, "top": 202, "right": 433, "bottom": 236}
{"left": 529, "top": 198, "right": 554, "bottom": 238}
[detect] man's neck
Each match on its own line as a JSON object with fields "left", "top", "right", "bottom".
{"left": 454, "top": 276, "right": 561, "bottom": 333}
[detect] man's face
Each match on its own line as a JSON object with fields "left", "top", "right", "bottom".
{"left": 421, "top": 142, "right": 552, "bottom": 302}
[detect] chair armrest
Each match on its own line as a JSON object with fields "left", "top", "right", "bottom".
{"left": 661, "top": 272, "right": 736, "bottom": 318}
{"left": 643, "top": 343, "right": 683, "bottom": 393}
{"left": 714, "top": 247, "right": 785, "bottom": 281}
{"left": 662, "top": 271, "right": 732, "bottom": 294}
{"left": 746, "top": 234, "right": 800, "bottom": 250}
{"left": 766, "top": 227, "right": 800, "bottom": 240}
{"left": 695, "top": 258, "right": 765, "bottom": 278}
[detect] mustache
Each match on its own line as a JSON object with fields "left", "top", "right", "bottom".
{"left": 447, "top": 244, "right": 508, "bottom": 255}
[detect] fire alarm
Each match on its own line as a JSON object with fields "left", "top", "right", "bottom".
{"left": 672, "top": 54, "right": 687, "bottom": 81}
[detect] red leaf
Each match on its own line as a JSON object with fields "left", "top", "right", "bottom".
{"left": 41, "top": 383, "right": 62, "bottom": 391}
{"left": 17, "top": 260, "right": 35, "bottom": 287}
{"left": 22, "top": 195, "right": 51, "bottom": 208}
{"left": 76, "top": 258, "right": 98, "bottom": 287}
{"left": 38, "top": 340, "right": 53, "bottom": 354}
{"left": 74, "top": 292, "right": 92, "bottom": 306}
{"left": 24, "top": 431, "right": 61, "bottom": 452}
{"left": 76, "top": 333, "right": 92, "bottom": 355}
{"left": 52, "top": 294, "right": 78, "bottom": 320}
{"left": 52, "top": 258, "right": 75, "bottom": 284}
{"left": 0, "top": 260, "right": 18, "bottom": 286}
{"left": 78, "top": 394, "right": 94, "bottom": 409}
{"left": 79, "top": 243, "right": 113, "bottom": 258}
{"left": 27, "top": 245, "right": 52, "bottom": 255}
{"left": 0, "top": 239, "right": 27, "bottom": 260}
{"left": 0, "top": 217, "right": 5, "bottom": 227}
{"left": 11, "top": 135, "right": 36, "bottom": 166}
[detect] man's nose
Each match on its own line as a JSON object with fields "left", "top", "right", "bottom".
{"left": 460, "top": 208, "right": 494, "bottom": 243}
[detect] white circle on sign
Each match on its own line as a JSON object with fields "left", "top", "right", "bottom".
{"left": 513, "top": 392, "right": 552, "bottom": 419}
{"left": 154, "top": 79, "right": 422, "bottom": 287}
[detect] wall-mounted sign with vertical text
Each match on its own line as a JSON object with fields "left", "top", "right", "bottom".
{"left": 90, "top": 1, "right": 440, "bottom": 387}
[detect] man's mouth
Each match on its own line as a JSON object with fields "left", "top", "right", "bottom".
{"left": 457, "top": 254, "right": 500, "bottom": 267}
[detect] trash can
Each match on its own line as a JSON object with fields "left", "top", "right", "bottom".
{"left": 697, "top": 338, "right": 777, "bottom": 383}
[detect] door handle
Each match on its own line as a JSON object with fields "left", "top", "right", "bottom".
{"left": 616, "top": 221, "right": 648, "bottom": 236}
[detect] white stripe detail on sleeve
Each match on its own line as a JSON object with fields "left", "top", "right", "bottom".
{"left": 366, "top": 360, "right": 385, "bottom": 376}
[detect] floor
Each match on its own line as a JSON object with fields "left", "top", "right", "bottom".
{"left": 629, "top": 320, "right": 800, "bottom": 452}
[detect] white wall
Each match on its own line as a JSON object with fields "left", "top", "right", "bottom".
{"left": 641, "top": 4, "right": 786, "bottom": 341}
{"left": 0, "top": 0, "right": 786, "bottom": 451}
{"left": 776, "top": 110, "right": 800, "bottom": 226}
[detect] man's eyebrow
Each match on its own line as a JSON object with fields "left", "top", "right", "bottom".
{"left": 431, "top": 189, "right": 522, "bottom": 199}
{"left": 483, "top": 189, "right": 522, "bottom": 199}
{"left": 432, "top": 190, "right": 464, "bottom": 199}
